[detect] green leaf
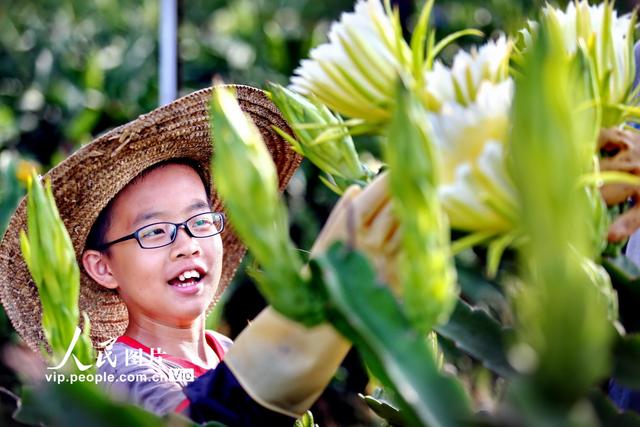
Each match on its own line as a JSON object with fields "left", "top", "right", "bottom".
{"left": 311, "top": 242, "right": 471, "bottom": 427}
{"left": 14, "top": 381, "right": 190, "bottom": 427}
{"left": 435, "top": 299, "right": 515, "bottom": 378}
{"left": 589, "top": 390, "right": 640, "bottom": 427}
{"left": 360, "top": 391, "right": 406, "bottom": 426}
{"left": 602, "top": 255, "right": 640, "bottom": 297}
{"left": 0, "top": 105, "right": 18, "bottom": 145}
{"left": 602, "top": 255, "right": 640, "bottom": 331}
{"left": 613, "top": 333, "right": 640, "bottom": 388}
{"left": 65, "top": 109, "right": 101, "bottom": 143}
{"left": 455, "top": 263, "right": 509, "bottom": 317}
{"left": 84, "top": 51, "right": 105, "bottom": 90}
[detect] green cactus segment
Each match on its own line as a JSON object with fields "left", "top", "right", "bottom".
{"left": 612, "top": 333, "right": 640, "bottom": 389}
{"left": 268, "top": 83, "right": 371, "bottom": 189}
{"left": 210, "top": 86, "right": 324, "bottom": 326}
{"left": 588, "top": 390, "right": 640, "bottom": 426}
{"left": 14, "top": 380, "right": 209, "bottom": 427}
{"left": 384, "top": 84, "right": 457, "bottom": 332}
{"left": 435, "top": 299, "right": 514, "bottom": 378}
{"left": 509, "top": 23, "right": 613, "bottom": 402}
{"left": 602, "top": 254, "right": 640, "bottom": 295}
{"left": 455, "top": 264, "right": 509, "bottom": 315}
{"left": 360, "top": 390, "right": 405, "bottom": 426}
{"left": 311, "top": 242, "right": 471, "bottom": 427}
{"left": 19, "top": 171, "right": 93, "bottom": 368}
{"left": 602, "top": 254, "right": 640, "bottom": 331}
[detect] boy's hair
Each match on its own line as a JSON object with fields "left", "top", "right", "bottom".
{"left": 84, "top": 159, "right": 211, "bottom": 252}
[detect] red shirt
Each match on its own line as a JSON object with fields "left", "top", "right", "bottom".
{"left": 114, "top": 331, "right": 228, "bottom": 413}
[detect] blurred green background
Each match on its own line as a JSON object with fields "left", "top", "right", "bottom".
{"left": 1, "top": 0, "right": 638, "bottom": 425}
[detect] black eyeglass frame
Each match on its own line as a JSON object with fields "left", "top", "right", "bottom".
{"left": 97, "top": 211, "right": 225, "bottom": 250}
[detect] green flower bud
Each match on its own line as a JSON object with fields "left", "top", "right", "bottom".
{"left": 384, "top": 84, "right": 457, "bottom": 332}
{"left": 20, "top": 172, "right": 93, "bottom": 367}
{"left": 210, "top": 86, "right": 324, "bottom": 325}
{"left": 269, "top": 83, "right": 371, "bottom": 187}
{"left": 510, "top": 23, "right": 613, "bottom": 401}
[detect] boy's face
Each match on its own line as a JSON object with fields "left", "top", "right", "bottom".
{"left": 89, "top": 164, "right": 223, "bottom": 326}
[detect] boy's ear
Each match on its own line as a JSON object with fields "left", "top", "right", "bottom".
{"left": 81, "top": 250, "right": 118, "bottom": 290}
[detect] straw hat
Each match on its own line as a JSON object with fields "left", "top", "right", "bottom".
{"left": 0, "top": 85, "right": 302, "bottom": 352}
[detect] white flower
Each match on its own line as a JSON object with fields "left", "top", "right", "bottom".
{"left": 429, "top": 79, "right": 517, "bottom": 233}
{"left": 424, "top": 38, "right": 516, "bottom": 234}
{"left": 426, "top": 36, "right": 512, "bottom": 108}
{"left": 522, "top": 1, "right": 635, "bottom": 126}
{"left": 290, "top": 0, "right": 410, "bottom": 124}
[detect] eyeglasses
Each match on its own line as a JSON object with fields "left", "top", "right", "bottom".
{"left": 98, "top": 212, "right": 225, "bottom": 250}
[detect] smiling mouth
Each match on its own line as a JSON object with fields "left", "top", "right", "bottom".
{"left": 168, "top": 269, "right": 205, "bottom": 288}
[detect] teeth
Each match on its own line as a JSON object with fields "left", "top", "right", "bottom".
{"left": 175, "top": 282, "right": 195, "bottom": 288}
{"left": 175, "top": 270, "right": 201, "bottom": 284}
{"left": 186, "top": 270, "right": 200, "bottom": 279}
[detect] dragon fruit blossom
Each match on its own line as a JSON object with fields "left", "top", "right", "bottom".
{"left": 290, "top": 0, "right": 411, "bottom": 125}
{"left": 425, "top": 38, "right": 518, "bottom": 238}
{"left": 522, "top": 1, "right": 637, "bottom": 127}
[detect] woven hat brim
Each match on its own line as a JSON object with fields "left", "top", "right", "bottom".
{"left": 0, "top": 85, "right": 302, "bottom": 352}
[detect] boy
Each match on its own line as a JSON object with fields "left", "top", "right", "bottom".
{"left": 0, "top": 85, "right": 396, "bottom": 424}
